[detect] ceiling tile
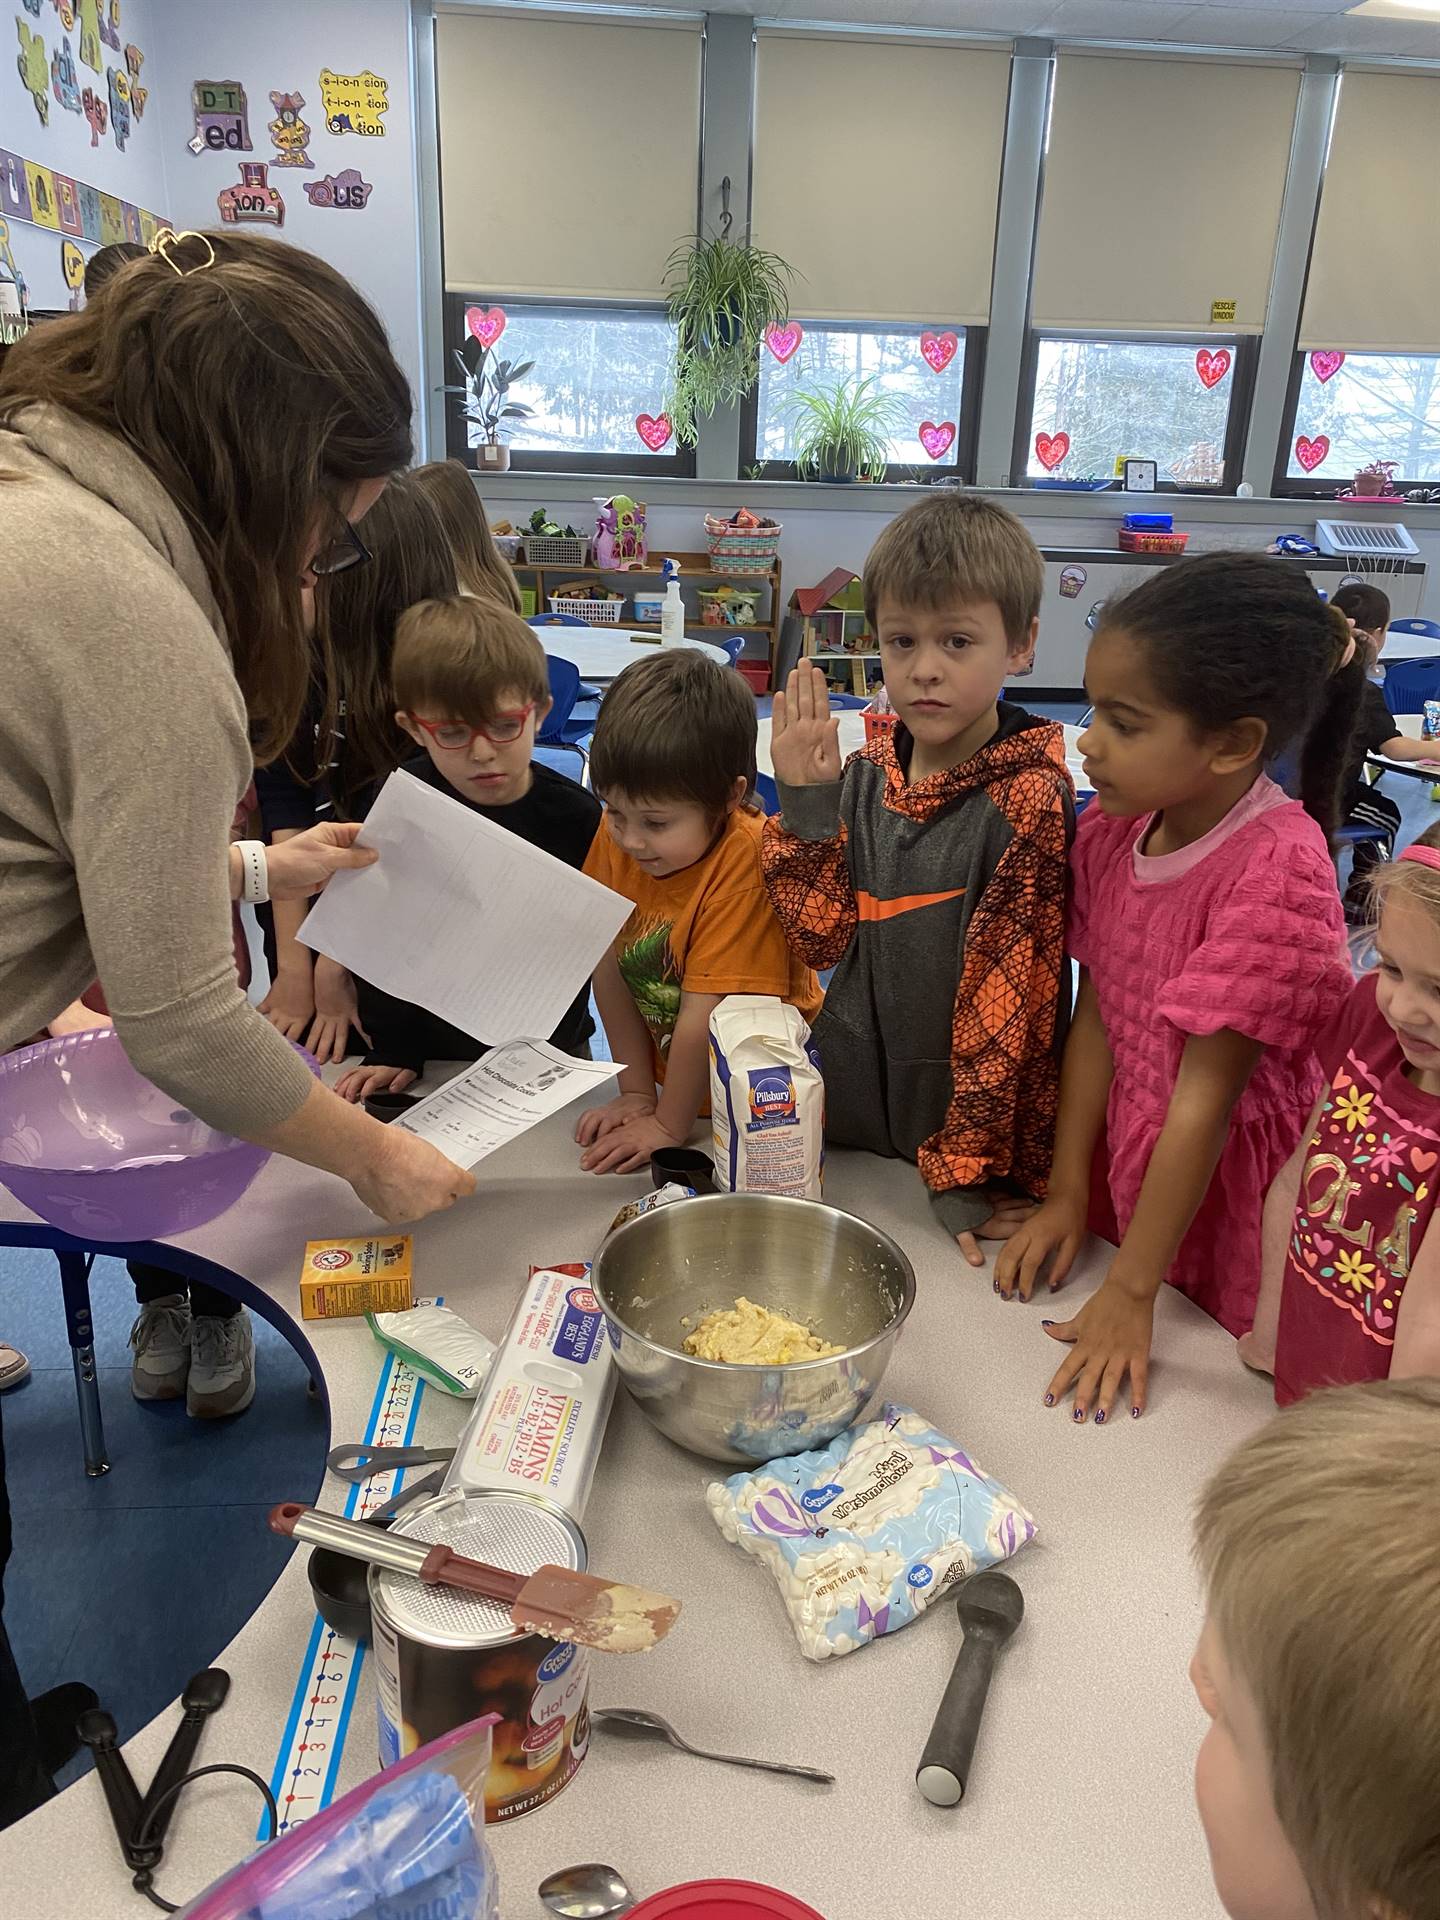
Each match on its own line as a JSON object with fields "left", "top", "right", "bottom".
{"left": 1282, "top": 10, "right": 1440, "bottom": 49}
{"left": 883, "top": 0, "right": 1053, "bottom": 26}
{"left": 1187, "top": 0, "right": 1350, "bottom": 12}
{"left": 1037, "top": 0, "right": 1201, "bottom": 36}
{"left": 1167, "top": 4, "right": 1327, "bottom": 44}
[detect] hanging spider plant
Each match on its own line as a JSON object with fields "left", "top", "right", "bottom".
{"left": 664, "top": 230, "right": 797, "bottom": 447}
{"left": 787, "top": 377, "right": 907, "bottom": 482}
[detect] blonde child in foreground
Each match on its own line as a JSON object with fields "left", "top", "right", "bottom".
{"left": 1240, "top": 821, "right": 1440, "bottom": 1401}
{"left": 577, "top": 650, "right": 821, "bottom": 1175}
{"left": 1192, "top": 1377, "right": 1440, "bottom": 1920}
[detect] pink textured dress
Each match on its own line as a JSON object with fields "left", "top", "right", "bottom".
{"left": 1070, "top": 778, "right": 1351, "bottom": 1336}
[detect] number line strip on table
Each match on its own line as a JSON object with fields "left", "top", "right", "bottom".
{"left": 260, "top": 1303, "right": 440, "bottom": 1838}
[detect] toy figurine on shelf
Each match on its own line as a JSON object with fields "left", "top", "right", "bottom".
{"left": 593, "top": 495, "right": 647, "bottom": 571}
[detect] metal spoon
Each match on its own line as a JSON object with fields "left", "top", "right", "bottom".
{"left": 539, "top": 1862, "right": 634, "bottom": 1919}
{"left": 592, "top": 1706, "right": 835, "bottom": 1785}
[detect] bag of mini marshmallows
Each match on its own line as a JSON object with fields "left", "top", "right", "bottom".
{"left": 709, "top": 995, "right": 823, "bottom": 1198}
{"left": 366, "top": 1305, "right": 498, "bottom": 1399}
{"left": 706, "top": 1405, "right": 1036, "bottom": 1661}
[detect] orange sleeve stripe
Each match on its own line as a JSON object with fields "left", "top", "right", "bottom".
{"left": 855, "top": 887, "right": 966, "bottom": 923}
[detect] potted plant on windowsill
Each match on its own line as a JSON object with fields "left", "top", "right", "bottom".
{"left": 664, "top": 229, "right": 796, "bottom": 447}
{"left": 787, "top": 376, "right": 906, "bottom": 483}
{"left": 444, "top": 336, "right": 534, "bottom": 473}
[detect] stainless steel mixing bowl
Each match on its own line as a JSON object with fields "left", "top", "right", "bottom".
{"left": 591, "top": 1192, "right": 915, "bottom": 1465}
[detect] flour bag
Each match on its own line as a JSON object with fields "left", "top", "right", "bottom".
{"left": 709, "top": 995, "right": 823, "bottom": 1198}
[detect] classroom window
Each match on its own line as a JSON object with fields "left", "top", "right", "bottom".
{"left": 1019, "top": 335, "right": 1248, "bottom": 489}
{"left": 1278, "top": 352, "right": 1440, "bottom": 491}
{"left": 743, "top": 322, "right": 976, "bottom": 479}
{"left": 441, "top": 298, "right": 692, "bottom": 475}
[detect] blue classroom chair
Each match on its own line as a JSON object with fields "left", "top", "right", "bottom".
{"left": 1382, "top": 658, "right": 1440, "bottom": 718}
{"left": 539, "top": 654, "right": 591, "bottom": 777}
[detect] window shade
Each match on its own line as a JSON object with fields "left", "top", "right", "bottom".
{"left": 751, "top": 33, "right": 1010, "bottom": 325}
{"left": 1300, "top": 71, "right": 1440, "bottom": 354}
{"left": 1031, "top": 53, "right": 1299, "bottom": 334}
{"left": 435, "top": 10, "right": 701, "bottom": 301}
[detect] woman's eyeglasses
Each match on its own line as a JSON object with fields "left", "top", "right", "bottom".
{"left": 410, "top": 707, "right": 537, "bottom": 750}
{"left": 309, "top": 520, "right": 372, "bottom": 578}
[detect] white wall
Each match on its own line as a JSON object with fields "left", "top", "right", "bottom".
{"left": 1, "top": 0, "right": 169, "bottom": 310}
{"left": 149, "top": 0, "right": 424, "bottom": 414}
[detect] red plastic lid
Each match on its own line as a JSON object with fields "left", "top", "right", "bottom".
{"left": 626, "top": 1884, "right": 826, "bottom": 1920}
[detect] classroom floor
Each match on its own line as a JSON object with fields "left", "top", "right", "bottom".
{"left": 2, "top": 707, "right": 1427, "bottom": 1793}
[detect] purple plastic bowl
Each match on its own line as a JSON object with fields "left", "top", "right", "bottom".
{"left": 0, "top": 1028, "right": 312, "bottom": 1243}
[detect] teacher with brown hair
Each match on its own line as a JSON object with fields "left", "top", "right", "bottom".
{"left": 0, "top": 231, "right": 474, "bottom": 1826}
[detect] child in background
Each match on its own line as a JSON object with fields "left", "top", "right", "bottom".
{"left": 1331, "top": 582, "right": 1436, "bottom": 923}
{"left": 576, "top": 650, "right": 821, "bottom": 1175}
{"left": 1241, "top": 822, "right": 1440, "bottom": 1400}
{"left": 997, "top": 554, "right": 1356, "bottom": 1422}
{"left": 1191, "top": 1379, "right": 1440, "bottom": 1920}
{"left": 763, "top": 495, "right": 1073, "bottom": 1263}
{"left": 410, "top": 459, "right": 524, "bottom": 613}
{"left": 255, "top": 476, "right": 459, "bottom": 1062}
{"left": 335, "top": 598, "right": 600, "bottom": 1105}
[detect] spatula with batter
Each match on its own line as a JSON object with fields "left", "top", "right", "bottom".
{"left": 269, "top": 1503, "right": 680, "bottom": 1654}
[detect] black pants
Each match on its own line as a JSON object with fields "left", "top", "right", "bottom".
{"left": 1344, "top": 786, "right": 1403, "bottom": 893}
{"left": 0, "top": 1393, "right": 52, "bottom": 1830}
{"left": 129, "top": 1262, "right": 239, "bottom": 1321}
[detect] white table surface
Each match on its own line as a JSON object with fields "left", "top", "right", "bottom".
{"left": 538, "top": 629, "right": 730, "bottom": 681}
{"left": 1379, "top": 628, "right": 1440, "bottom": 663}
{"left": 756, "top": 715, "right": 1093, "bottom": 797}
{"left": 0, "top": 1090, "right": 1259, "bottom": 1919}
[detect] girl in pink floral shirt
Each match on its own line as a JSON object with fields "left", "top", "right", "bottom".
{"left": 997, "top": 554, "right": 1356, "bottom": 1421}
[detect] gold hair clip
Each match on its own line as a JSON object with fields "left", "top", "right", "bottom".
{"left": 149, "top": 228, "right": 216, "bottom": 277}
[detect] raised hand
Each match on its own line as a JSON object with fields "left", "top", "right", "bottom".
{"left": 771, "top": 663, "right": 843, "bottom": 788}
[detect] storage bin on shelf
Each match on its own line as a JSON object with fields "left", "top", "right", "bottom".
{"left": 704, "top": 514, "right": 782, "bottom": 574}
{"left": 1117, "top": 528, "right": 1189, "bottom": 554}
{"left": 632, "top": 592, "right": 666, "bottom": 623}
{"left": 549, "top": 587, "right": 624, "bottom": 624}
{"left": 862, "top": 708, "right": 897, "bottom": 745}
{"left": 737, "top": 659, "right": 771, "bottom": 696}
{"left": 699, "top": 585, "right": 762, "bottom": 627}
{"left": 492, "top": 533, "right": 525, "bottom": 564}
{"left": 519, "top": 587, "right": 537, "bottom": 618}
{"left": 526, "top": 534, "right": 591, "bottom": 567}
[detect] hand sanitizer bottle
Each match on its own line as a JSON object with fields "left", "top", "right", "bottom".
{"left": 660, "top": 559, "right": 685, "bottom": 646}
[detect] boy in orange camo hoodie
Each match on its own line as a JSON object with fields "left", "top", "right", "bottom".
{"left": 763, "top": 495, "right": 1073, "bottom": 1264}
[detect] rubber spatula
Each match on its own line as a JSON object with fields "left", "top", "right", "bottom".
{"left": 269, "top": 1503, "right": 680, "bottom": 1654}
{"left": 915, "top": 1569, "right": 1024, "bottom": 1806}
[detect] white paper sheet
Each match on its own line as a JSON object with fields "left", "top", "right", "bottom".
{"left": 298, "top": 771, "right": 631, "bottom": 1045}
{"left": 395, "top": 1041, "right": 616, "bottom": 1169}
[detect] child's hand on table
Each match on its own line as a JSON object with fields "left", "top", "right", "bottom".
{"left": 1039, "top": 1273, "right": 1155, "bottom": 1423}
{"left": 308, "top": 957, "right": 369, "bottom": 1064}
{"left": 771, "top": 663, "right": 843, "bottom": 787}
{"left": 336, "top": 1063, "right": 417, "bottom": 1104}
{"left": 260, "top": 967, "right": 314, "bottom": 1044}
{"left": 954, "top": 1191, "right": 1040, "bottom": 1268}
{"left": 993, "top": 1190, "right": 1088, "bottom": 1299}
{"left": 580, "top": 1111, "right": 684, "bottom": 1175}
{"left": 575, "top": 1090, "right": 656, "bottom": 1149}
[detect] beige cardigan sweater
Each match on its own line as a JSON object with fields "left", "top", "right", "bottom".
{"left": 0, "top": 404, "right": 314, "bottom": 1134}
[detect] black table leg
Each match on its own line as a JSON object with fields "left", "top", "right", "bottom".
{"left": 56, "top": 1252, "right": 109, "bottom": 1478}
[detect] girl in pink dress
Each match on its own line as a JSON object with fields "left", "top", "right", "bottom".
{"left": 996, "top": 553, "right": 1357, "bottom": 1421}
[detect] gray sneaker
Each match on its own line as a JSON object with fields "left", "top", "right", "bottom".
{"left": 129, "top": 1296, "right": 191, "bottom": 1401}
{"left": 187, "top": 1310, "right": 256, "bottom": 1419}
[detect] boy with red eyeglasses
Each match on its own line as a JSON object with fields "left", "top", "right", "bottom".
{"left": 334, "top": 597, "right": 601, "bottom": 1104}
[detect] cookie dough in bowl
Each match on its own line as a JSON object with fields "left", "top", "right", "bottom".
{"left": 683, "top": 1297, "right": 844, "bottom": 1366}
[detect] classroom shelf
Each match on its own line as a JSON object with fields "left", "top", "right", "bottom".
{"left": 507, "top": 545, "right": 784, "bottom": 672}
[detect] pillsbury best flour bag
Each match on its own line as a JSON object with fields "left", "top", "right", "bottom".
{"left": 709, "top": 995, "right": 823, "bottom": 1198}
